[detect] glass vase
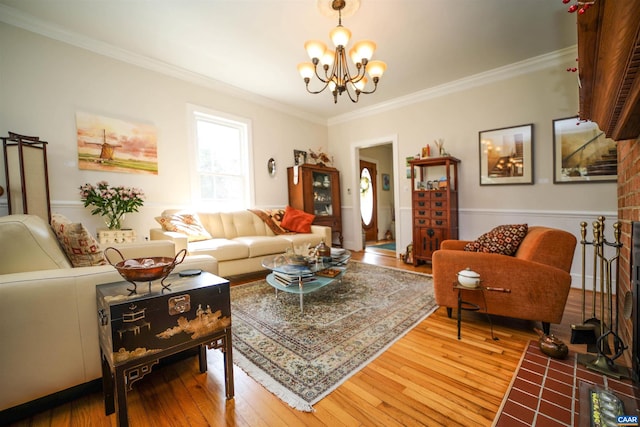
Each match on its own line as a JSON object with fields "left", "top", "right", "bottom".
{"left": 104, "top": 213, "right": 125, "bottom": 230}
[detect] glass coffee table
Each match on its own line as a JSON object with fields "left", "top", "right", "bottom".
{"left": 261, "top": 249, "right": 351, "bottom": 313}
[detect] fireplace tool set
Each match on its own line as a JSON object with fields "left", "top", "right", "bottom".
{"left": 572, "top": 217, "right": 631, "bottom": 379}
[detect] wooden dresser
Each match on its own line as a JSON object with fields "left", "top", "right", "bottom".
{"left": 409, "top": 156, "right": 460, "bottom": 265}
{"left": 287, "top": 164, "right": 343, "bottom": 247}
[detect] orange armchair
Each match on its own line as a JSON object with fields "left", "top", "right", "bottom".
{"left": 432, "top": 226, "right": 577, "bottom": 334}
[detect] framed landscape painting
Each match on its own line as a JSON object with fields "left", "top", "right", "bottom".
{"left": 76, "top": 111, "right": 158, "bottom": 175}
{"left": 479, "top": 124, "right": 533, "bottom": 186}
{"left": 552, "top": 117, "right": 617, "bottom": 183}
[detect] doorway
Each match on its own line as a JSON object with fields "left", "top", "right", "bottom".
{"left": 357, "top": 143, "right": 396, "bottom": 257}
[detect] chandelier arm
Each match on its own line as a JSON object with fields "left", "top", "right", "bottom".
{"left": 304, "top": 78, "right": 332, "bottom": 95}
{"left": 356, "top": 77, "right": 380, "bottom": 95}
{"left": 344, "top": 84, "right": 360, "bottom": 103}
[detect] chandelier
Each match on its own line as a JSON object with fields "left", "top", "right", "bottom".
{"left": 297, "top": 0, "right": 387, "bottom": 103}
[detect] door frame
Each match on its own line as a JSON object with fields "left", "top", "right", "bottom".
{"left": 350, "top": 134, "right": 400, "bottom": 253}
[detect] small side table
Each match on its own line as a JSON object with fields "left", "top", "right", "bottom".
{"left": 453, "top": 283, "right": 486, "bottom": 340}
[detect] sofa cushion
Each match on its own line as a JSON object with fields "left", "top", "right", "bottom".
{"left": 279, "top": 232, "right": 326, "bottom": 249}
{"left": 281, "top": 206, "right": 315, "bottom": 233}
{"left": 463, "top": 224, "right": 528, "bottom": 256}
{"left": 187, "top": 238, "right": 249, "bottom": 262}
{"left": 155, "top": 211, "right": 212, "bottom": 242}
{"left": 50, "top": 214, "right": 107, "bottom": 267}
{"left": 234, "top": 236, "right": 292, "bottom": 258}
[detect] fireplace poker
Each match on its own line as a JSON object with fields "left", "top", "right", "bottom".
{"left": 571, "top": 221, "right": 598, "bottom": 345}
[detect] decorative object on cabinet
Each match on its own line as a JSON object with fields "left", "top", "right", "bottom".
{"left": 287, "top": 164, "right": 343, "bottom": 247}
{"left": 434, "top": 138, "right": 446, "bottom": 157}
{"left": 293, "top": 149, "right": 307, "bottom": 166}
{"left": 409, "top": 156, "right": 460, "bottom": 265}
{"left": 552, "top": 116, "right": 616, "bottom": 183}
{"left": 479, "top": 124, "right": 533, "bottom": 185}
{"left": 307, "top": 147, "right": 332, "bottom": 167}
{"left": 1, "top": 132, "right": 51, "bottom": 223}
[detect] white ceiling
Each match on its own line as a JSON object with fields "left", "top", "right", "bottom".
{"left": 0, "top": 0, "right": 578, "bottom": 122}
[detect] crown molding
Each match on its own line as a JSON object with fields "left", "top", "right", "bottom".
{"left": 327, "top": 45, "right": 578, "bottom": 126}
{"left": 0, "top": 4, "right": 326, "bottom": 125}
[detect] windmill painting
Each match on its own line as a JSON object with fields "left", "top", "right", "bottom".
{"left": 76, "top": 111, "right": 158, "bottom": 175}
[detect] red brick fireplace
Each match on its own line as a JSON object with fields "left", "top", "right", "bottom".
{"left": 617, "top": 138, "right": 640, "bottom": 375}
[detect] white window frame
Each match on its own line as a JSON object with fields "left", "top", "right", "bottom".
{"left": 187, "top": 104, "right": 254, "bottom": 210}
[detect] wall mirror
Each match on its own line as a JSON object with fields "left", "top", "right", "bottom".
{"left": 267, "top": 157, "right": 276, "bottom": 177}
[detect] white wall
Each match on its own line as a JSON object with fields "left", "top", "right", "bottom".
{"left": 0, "top": 23, "right": 327, "bottom": 235}
{"left": 327, "top": 48, "right": 617, "bottom": 286}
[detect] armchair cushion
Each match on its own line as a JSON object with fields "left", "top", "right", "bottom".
{"left": 463, "top": 223, "right": 528, "bottom": 256}
{"left": 50, "top": 214, "right": 106, "bottom": 267}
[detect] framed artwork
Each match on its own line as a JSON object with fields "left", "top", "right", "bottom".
{"left": 406, "top": 156, "right": 414, "bottom": 178}
{"left": 552, "top": 117, "right": 617, "bottom": 183}
{"left": 76, "top": 111, "right": 158, "bottom": 175}
{"left": 382, "top": 173, "right": 390, "bottom": 191}
{"left": 293, "top": 150, "right": 307, "bottom": 166}
{"left": 479, "top": 124, "right": 534, "bottom": 186}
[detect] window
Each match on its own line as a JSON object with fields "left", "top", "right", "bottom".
{"left": 188, "top": 105, "right": 253, "bottom": 210}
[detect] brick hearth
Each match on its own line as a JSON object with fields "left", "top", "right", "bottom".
{"left": 494, "top": 341, "right": 640, "bottom": 426}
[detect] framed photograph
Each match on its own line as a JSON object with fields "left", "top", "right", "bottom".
{"left": 406, "top": 156, "right": 414, "bottom": 178}
{"left": 479, "top": 124, "right": 533, "bottom": 186}
{"left": 382, "top": 173, "right": 390, "bottom": 191}
{"left": 552, "top": 117, "right": 617, "bottom": 183}
{"left": 293, "top": 149, "right": 307, "bottom": 166}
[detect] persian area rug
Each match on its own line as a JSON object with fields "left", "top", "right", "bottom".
{"left": 230, "top": 261, "right": 436, "bottom": 412}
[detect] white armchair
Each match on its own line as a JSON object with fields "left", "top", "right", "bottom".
{"left": 0, "top": 215, "right": 218, "bottom": 414}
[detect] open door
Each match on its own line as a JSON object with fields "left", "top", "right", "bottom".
{"left": 360, "top": 159, "right": 378, "bottom": 242}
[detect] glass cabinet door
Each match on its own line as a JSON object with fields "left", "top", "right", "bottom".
{"left": 312, "top": 171, "right": 333, "bottom": 216}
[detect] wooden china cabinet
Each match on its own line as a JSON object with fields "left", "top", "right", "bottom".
{"left": 287, "top": 164, "right": 343, "bottom": 247}
{"left": 409, "top": 156, "right": 460, "bottom": 265}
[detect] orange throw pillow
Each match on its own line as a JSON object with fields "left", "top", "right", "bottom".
{"left": 280, "top": 206, "right": 315, "bottom": 233}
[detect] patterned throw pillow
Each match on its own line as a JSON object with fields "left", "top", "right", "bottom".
{"left": 248, "top": 208, "right": 293, "bottom": 235}
{"left": 464, "top": 224, "right": 528, "bottom": 256}
{"left": 50, "top": 213, "right": 106, "bottom": 267}
{"left": 155, "top": 212, "right": 212, "bottom": 242}
{"left": 280, "top": 205, "right": 315, "bottom": 233}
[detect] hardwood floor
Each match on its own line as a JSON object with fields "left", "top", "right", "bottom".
{"left": 8, "top": 251, "right": 604, "bottom": 426}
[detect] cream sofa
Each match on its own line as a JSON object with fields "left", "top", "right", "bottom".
{"left": 150, "top": 209, "right": 331, "bottom": 277}
{"left": 0, "top": 214, "right": 218, "bottom": 415}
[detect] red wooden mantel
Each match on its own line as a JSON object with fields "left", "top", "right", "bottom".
{"left": 578, "top": 0, "right": 640, "bottom": 141}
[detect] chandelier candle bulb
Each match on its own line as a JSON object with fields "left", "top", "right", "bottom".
{"left": 330, "top": 26, "right": 351, "bottom": 47}
{"left": 305, "top": 40, "right": 327, "bottom": 60}
{"left": 354, "top": 40, "right": 376, "bottom": 62}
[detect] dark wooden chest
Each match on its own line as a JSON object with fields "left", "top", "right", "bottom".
{"left": 96, "top": 271, "right": 230, "bottom": 367}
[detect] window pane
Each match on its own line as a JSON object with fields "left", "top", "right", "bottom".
{"left": 360, "top": 168, "right": 373, "bottom": 225}
{"left": 190, "top": 106, "right": 251, "bottom": 210}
